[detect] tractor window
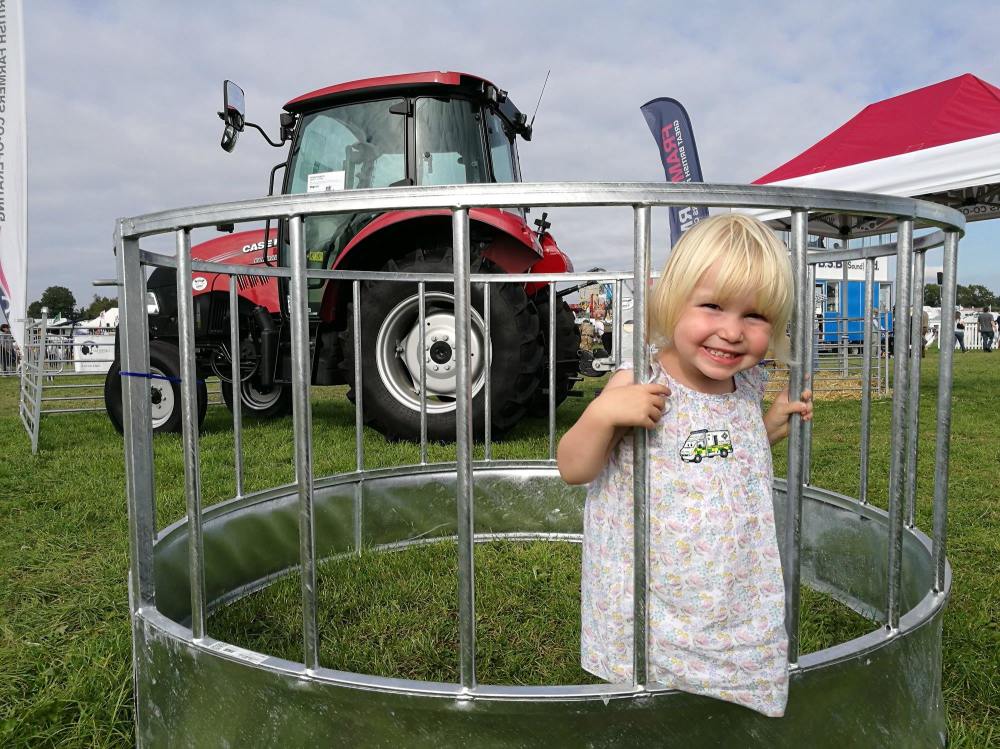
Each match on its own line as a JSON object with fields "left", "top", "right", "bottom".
{"left": 486, "top": 110, "right": 517, "bottom": 183}
{"left": 414, "top": 98, "right": 488, "bottom": 186}
{"left": 287, "top": 99, "right": 406, "bottom": 193}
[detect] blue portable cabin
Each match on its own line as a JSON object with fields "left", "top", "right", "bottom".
{"left": 813, "top": 259, "right": 894, "bottom": 346}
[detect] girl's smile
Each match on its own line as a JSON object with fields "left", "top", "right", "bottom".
{"left": 659, "top": 263, "right": 774, "bottom": 394}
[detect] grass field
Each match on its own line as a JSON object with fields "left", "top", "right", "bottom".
{"left": 1, "top": 350, "right": 997, "bottom": 746}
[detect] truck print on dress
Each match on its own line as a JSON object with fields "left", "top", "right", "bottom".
{"left": 679, "top": 428, "right": 733, "bottom": 463}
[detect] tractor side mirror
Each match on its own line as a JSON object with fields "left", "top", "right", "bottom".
{"left": 220, "top": 80, "right": 246, "bottom": 153}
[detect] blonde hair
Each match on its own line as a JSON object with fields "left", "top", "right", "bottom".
{"left": 648, "top": 213, "right": 794, "bottom": 362}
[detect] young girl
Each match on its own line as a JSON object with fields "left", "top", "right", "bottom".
{"left": 557, "top": 214, "right": 813, "bottom": 717}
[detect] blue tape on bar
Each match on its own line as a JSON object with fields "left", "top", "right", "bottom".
{"left": 120, "top": 370, "right": 204, "bottom": 385}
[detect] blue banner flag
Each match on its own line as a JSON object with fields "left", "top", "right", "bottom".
{"left": 640, "top": 98, "right": 708, "bottom": 246}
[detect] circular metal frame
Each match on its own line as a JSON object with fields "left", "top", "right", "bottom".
{"left": 137, "top": 467, "right": 950, "bottom": 745}
{"left": 114, "top": 183, "right": 963, "bottom": 747}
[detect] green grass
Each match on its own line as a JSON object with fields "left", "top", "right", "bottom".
{"left": 210, "top": 539, "right": 870, "bottom": 687}
{"left": 1, "top": 349, "right": 998, "bottom": 746}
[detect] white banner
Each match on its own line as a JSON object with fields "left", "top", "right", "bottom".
{"left": 73, "top": 333, "right": 116, "bottom": 374}
{"left": 0, "top": 0, "right": 26, "bottom": 347}
{"left": 812, "top": 257, "right": 890, "bottom": 282}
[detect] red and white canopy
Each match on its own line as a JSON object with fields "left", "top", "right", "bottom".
{"left": 753, "top": 73, "right": 1000, "bottom": 235}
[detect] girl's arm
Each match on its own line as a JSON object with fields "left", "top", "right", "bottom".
{"left": 557, "top": 370, "right": 671, "bottom": 485}
{"left": 763, "top": 386, "right": 813, "bottom": 445}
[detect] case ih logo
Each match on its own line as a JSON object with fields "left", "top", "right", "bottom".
{"left": 242, "top": 238, "right": 278, "bottom": 253}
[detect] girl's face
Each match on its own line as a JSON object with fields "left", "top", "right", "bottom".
{"left": 660, "top": 263, "right": 773, "bottom": 393}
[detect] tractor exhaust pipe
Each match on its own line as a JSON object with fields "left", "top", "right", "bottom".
{"left": 253, "top": 306, "right": 277, "bottom": 389}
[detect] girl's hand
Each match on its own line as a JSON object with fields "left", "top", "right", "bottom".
{"left": 764, "top": 384, "right": 813, "bottom": 445}
{"left": 556, "top": 372, "right": 670, "bottom": 484}
{"left": 589, "top": 382, "right": 671, "bottom": 430}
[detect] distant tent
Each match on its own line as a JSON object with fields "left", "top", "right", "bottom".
{"left": 752, "top": 73, "right": 1000, "bottom": 236}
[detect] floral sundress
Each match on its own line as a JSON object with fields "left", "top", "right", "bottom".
{"left": 580, "top": 361, "right": 789, "bottom": 717}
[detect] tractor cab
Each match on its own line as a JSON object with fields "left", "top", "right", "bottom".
{"left": 221, "top": 72, "right": 537, "bottom": 309}
{"left": 277, "top": 73, "right": 535, "bottom": 312}
{"left": 283, "top": 72, "right": 531, "bottom": 192}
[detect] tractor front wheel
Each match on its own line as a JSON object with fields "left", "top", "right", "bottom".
{"left": 340, "top": 243, "right": 543, "bottom": 442}
{"left": 220, "top": 379, "right": 292, "bottom": 420}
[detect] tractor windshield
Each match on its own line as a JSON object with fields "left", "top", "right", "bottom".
{"left": 285, "top": 98, "right": 408, "bottom": 308}
{"left": 288, "top": 98, "right": 406, "bottom": 192}
{"left": 282, "top": 93, "right": 518, "bottom": 312}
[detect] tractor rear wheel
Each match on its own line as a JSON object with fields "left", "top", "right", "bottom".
{"left": 340, "top": 242, "right": 543, "bottom": 442}
{"left": 104, "top": 339, "right": 207, "bottom": 435}
{"left": 531, "top": 287, "right": 581, "bottom": 410}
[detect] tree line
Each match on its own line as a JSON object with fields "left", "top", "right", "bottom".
{"left": 923, "top": 283, "right": 999, "bottom": 309}
{"left": 27, "top": 286, "right": 117, "bottom": 321}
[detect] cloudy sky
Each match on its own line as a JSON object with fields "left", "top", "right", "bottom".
{"left": 22, "top": 0, "right": 1000, "bottom": 308}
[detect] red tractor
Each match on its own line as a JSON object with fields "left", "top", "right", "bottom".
{"left": 105, "top": 72, "right": 580, "bottom": 441}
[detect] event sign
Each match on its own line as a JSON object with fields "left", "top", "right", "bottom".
{"left": 640, "top": 97, "right": 708, "bottom": 246}
{"left": 72, "top": 332, "right": 116, "bottom": 374}
{"left": 813, "top": 258, "right": 889, "bottom": 282}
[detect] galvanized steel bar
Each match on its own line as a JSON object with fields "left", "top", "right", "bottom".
{"left": 801, "top": 263, "right": 816, "bottom": 487}
{"left": 116, "top": 227, "right": 157, "bottom": 608}
{"left": 29, "top": 312, "right": 48, "bottom": 453}
{"left": 229, "top": 275, "right": 244, "bottom": 498}
{"left": 933, "top": 231, "right": 959, "bottom": 592}
{"left": 631, "top": 205, "right": 651, "bottom": 688}
{"left": 452, "top": 208, "right": 477, "bottom": 690}
{"left": 876, "top": 310, "right": 884, "bottom": 396}
{"left": 614, "top": 279, "right": 623, "bottom": 369}
{"left": 289, "top": 216, "right": 320, "bottom": 670}
{"left": 174, "top": 228, "right": 207, "bottom": 639}
{"left": 483, "top": 282, "right": 492, "bottom": 461}
{"left": 42, "top": 395, "right": 104, "bottom": 400}
{"left": 41, "top": 391, "right": 106, "bottom": 399}
{"left": 353, "top": 482, "right": 363, "bottom": 556}
{"left": 418, "top": 281, "right": 429, "bottom": 464}
{"left": 783, "top": 209, "right": 809, "bottom": 664}
{"left": 884, "top": 309, "right": 891, "bottom": 396}
{"left": 548, "top": 281, "right": 557, "bottom": 461}
{"left": 904, "top": 250, "right": 926, "bottom": 528}
{"left": 315, "top": 268, "right": 633, "bottom": 285}
{"left": 807, "top": 230, "right": 946, "bottom": 264}
{"left": 121, "top": 182, "right": 964, "bottom": 239}
{"left": 353, "top": 280, "right": 364, "bottom": 472}
{"left": 841, "top": 256, "right": 850, "bottom": 377}
{"left": 42, "top": 382, "right": 106, "bottom": 390}
{"left": 887, "top": 219, "right": 914, "bottom": 631}
{"left": 859, "top": 259, "right": 875, "bottom": 504}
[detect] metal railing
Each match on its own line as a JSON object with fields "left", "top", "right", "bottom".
{"left": 117, "top": 182, "right": 962, "bottom": 744}
{"left": 16, "top": 315, "right": 225, "bottom": 452}
{"left": 19, "top": 315, "right": 47, "bottom": 453}
{"left": 0, "top": 332, "right": 19, "bottom": 376}
{"left": 17, "top": 314, "right": 115, "bottom": 453}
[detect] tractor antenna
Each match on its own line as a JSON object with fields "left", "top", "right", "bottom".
{"left": 529, "top": 70, "right": 551, "bottom": 130}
